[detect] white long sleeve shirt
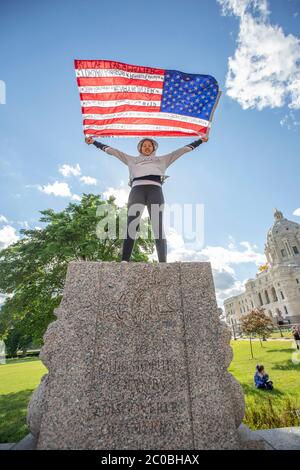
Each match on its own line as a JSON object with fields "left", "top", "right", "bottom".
{"left": 93, "top": 141, "right": 201, "bottom": 188}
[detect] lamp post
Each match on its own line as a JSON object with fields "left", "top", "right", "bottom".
{"left": 231, "top": 318, "right": 236, "bottom": 340}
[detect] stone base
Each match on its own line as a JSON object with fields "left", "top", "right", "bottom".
{"left": 27, "top": 261, "right": 246, "bottom": 450}
{"left": 10, "top": 433, "right": 37, "bottom": 450}
{"left": 12, "top": 426, "right": 300, "bottom": 450}
{"left": 237, "top": 424, "right": 269, "bottom": 450}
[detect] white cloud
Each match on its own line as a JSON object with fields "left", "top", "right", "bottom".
{"left": 189, "top": 240, "right": 265, "bottom": 270}
{"left": 38, "top": 181, "right": 72, "bottom": 197}
{"left": 0, "top": 225, "right": 19, "bottom": 249}
{"left": 280, "top": 110, "right": 300, "bottom": 129}
{"left": 16, "top": 220, "right": 30, "bottom": 229}
{"left": 80, "top": 175, "right": 97, "bottom": 186}
{"left": 218, "top": 0, "right": 300, "bottom": 110}
{"left": 161, "top": 228, "right": 265, "bottom": 267}
{"left": 59, "top": 164, "right": 81, "bottom": 177}
{"left": 0, "top": 292, "right": 13, "bottom": 307}
{"left": 71, "top": 194, "right": 82, "bottom": 201}
{"left": 213, "top": 269, "right": 236, "bottom": 290}
{"left": 0, "top": 215, "right": 8, "bottom": 223}
{"left": 215, "top": 278, "right": 247, "bottom": 306}
{"left": 218, "top": 0, "right": 269, "bottom": 18}
{"left": 58, "top": 164, "right": 97, "bottom": 187}
{"left": 293, "top": 208, "right": 300, "bottom": 216}
{"left": 28, "top": 180, "right": 82, "bottom": 202}
{"left": 154, "top": 227, "right": 265, "bottom": 306}
{"left": 288, "top": 78, "right": 300, "bottom": 109}
{"left": 103, "top": 182, "right": 131, "bottom": 208}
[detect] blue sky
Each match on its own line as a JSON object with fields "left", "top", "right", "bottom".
{"left": 0, "top": 0, "right": 299, "bottom": 307}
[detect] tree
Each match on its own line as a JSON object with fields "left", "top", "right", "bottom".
{"left": 240, "top": 308, "right": 274, "bottom": 358}
{"left": 0, "top": 193, "right": 155, "bottom": 350}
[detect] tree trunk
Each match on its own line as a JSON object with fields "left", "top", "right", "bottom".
{"left": 249, "top": 337, "right": 253, "bottom": 358}
{"left": 21, "top": 348, "right": 27, "bottom": 357}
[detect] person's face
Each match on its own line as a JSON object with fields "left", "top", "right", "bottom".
{"left": 141, "top": 140, "right": 154, "bottom": 156}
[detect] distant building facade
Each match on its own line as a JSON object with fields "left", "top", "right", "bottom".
{"left": 224, "top": 209, "right": 300, "bottom": 331}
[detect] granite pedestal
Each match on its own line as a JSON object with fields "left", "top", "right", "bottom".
{"left": 27, "top": 261, "right": 247, "bottom": 449}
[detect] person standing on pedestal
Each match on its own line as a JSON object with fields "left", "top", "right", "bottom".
{"left": 86, "top": 136, "right": 208, "bottom": 262}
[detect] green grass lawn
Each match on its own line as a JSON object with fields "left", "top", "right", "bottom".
{"left": 0, "top": 340, "right": 300, "bottom": 443}
{"left": 239, "top": 331, "right": 293, "bottom": 339}
{"left": 0, "top": 358, "right": 48, "bottom": 443}
{"left": 269, "top": 331, "right": 293, "bottom": 339}
{"left": 229, "top": 339, "right": 300, "bottom": 429}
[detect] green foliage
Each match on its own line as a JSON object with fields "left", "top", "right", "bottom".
{"left": 2, "top": 328, "right": 32, "bottom": 357}
{"left": 244, "top": 396, "right": 300, "bottom": 430}
{"left": 0, "top": 193, "right": 155, "bottom": 347}
{"left": 239, "top": 308, "right": 274, "bottom": 357}
{"left": 240, "top": 308, "right": 274, "bottom": 339}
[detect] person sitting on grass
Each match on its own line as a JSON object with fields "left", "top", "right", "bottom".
{"left": 254, "top": 365, "right": 273, "bottom": 391}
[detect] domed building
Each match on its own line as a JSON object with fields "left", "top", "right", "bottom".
{"left": 224, "top": 209, "right": 300, "bottom": 330}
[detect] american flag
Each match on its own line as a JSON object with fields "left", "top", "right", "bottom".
{"left": 74, "top": 59, "right": 221, "bottom": 138}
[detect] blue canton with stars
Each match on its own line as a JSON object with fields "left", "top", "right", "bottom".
{"left": 161, "top": 70, "right": 219, "bottom": 120}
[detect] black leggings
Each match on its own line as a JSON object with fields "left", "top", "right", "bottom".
{"left": 121, "top": 184, "right": 167, "bottom": 262}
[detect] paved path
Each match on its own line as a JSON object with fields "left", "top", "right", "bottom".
{"left": 1, "top": 427, "right": 300, "bottom": 450}
{"left": 235, "top": 337, "right": 293, "bottom": 342}
{"left": 252, "top": 427, "right": 300, "bottom": 450}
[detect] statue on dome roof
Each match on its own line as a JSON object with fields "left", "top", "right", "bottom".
{"left": 274, "top": 208, "right": 284, "bottom": 221}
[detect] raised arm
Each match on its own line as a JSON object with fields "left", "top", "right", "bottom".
{"left": 85, "top": 136, "right": 130, "bottom": 166}
{"left": 161, "top": 137, "right": 207, "bottom": 168}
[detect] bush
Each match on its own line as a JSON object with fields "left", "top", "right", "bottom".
{"left": 244, "top": 396, "right": 300, "bottom": 430}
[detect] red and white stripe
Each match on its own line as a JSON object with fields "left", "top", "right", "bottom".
{"left": 74, "top": 60, "right": 210, "bottom": 138}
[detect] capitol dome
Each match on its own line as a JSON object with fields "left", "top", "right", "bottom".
{"left": 265, "top": 209, "right": 300, "bottom": 267}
